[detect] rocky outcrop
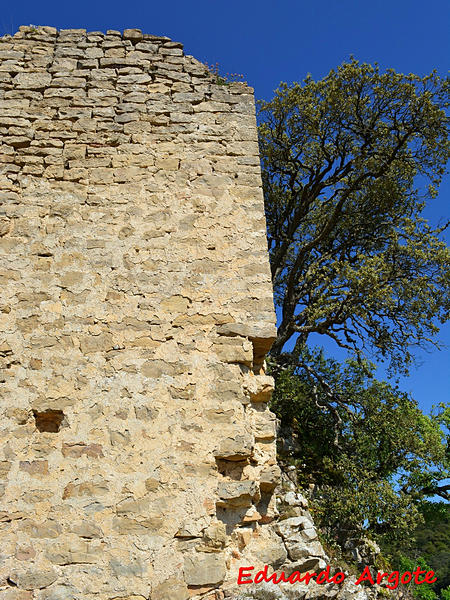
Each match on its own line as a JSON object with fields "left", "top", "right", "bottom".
{"left": 223, "top": 474, "right": 377, "bottom": 600}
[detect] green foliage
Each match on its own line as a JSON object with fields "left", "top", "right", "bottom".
{"left": 271, "top": 353, "right": 448, "bottom": 544}
{"left": 397, "top": 556, "right": 438, "bottom": 600}
{"left": 259, "top": 59, "right": 450, "bottom": 372}
{"left": 260, "top": 58, "right": 450, "bottom": 594}
{"left": 383, "top": 502, "right": 450, "bottom": 597}
{"left": 441, "top": 587, "right": 450, "bottom": 600}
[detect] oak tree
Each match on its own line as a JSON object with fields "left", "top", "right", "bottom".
{"left": 259, "top": 60, "right": 449, "bottom": 371}
{"left": 259, "top": 60, "right": 449, "bottom": 547}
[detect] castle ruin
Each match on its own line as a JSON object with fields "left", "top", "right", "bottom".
{"left": 0, "top": 25, "right": 285, "bottom": 600}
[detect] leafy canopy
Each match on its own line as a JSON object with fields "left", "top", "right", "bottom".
{"left": 259, "top": 59, "right": 449, "bottom": 371}
{"left": 272, "top": 353, "right": 449, "bottom": 542}
{"left": 259, "top": 60, "right": 450, "bottom": 556}
{"left": 382, "top": 501, "right": 450, "bottom": 598}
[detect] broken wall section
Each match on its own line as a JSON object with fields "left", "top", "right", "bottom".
{"left": 0, "top": 25, "right": 281, "bottom": 599}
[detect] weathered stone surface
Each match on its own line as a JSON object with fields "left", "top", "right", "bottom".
{"left": 199, "top": 521, "right": 228, "bottom": 551}
{"left": 216, "top": 322, "right": 277, "bottom": 343}
{"left": 283, "top": 556, "right": 322, "bottom": 574}
{"left": 19, "top": 460, "right": 48, "bottom": 475}
{"left": 37, "top": 585, "right": 79, "bottom": 600}
{"left": 252, "top": 411, "right": 277, "bottom": 440}
{"left": 0, "top": 591, "right": 34, "bottom": 600}
{"left": 61, "top": 443, "right": 104, "bottom": 458}
{"left": 0, "top": 217, "right": 12, "bottom": 237}
{"left": 260, "top": 464, "right": 281, "bottom": 492}
{"left": 19, "top": 519, "right": 62, "bottom": 539}
{"left": 274, "top": 516, "right": 315, "bottom": 539}
{"left": 243, "top": 527, "right": 288, "bottom": 570}
{"left": 217, "top": 480, "right": 259, "bottom": 507}
{"left": 71, "top": 521, "right": 103, "bottom": 538}
{"left": 213, "top": 336, "right": 253, "bottom": 366}
{"left": 301, "top": 526, "right": 319, "bottom": 542}
{"left": 13, "top": 72, "right": 52, "bottom": 89}
{"left": 243, "top": 374, "right": 275, "bottom": 403}
{"left": 152, "top": 577, "right": 189, "bottom": 600}
{"left": 286, "top": 538, "right": 325, "bottom": 561}
{"left": 123, "top": 28, "right": 143, "bottom": 41}
{"left": 214, "top": 434, "right": 254, "bottom": 461}
{"left": 184, "top": 553, "right": 226, "bottom": 585}
{"left": 9, "top": 569, "right": 58, "bottom": 590}
{"left": 0, "top": 25, "right": 279, "bottom": 600}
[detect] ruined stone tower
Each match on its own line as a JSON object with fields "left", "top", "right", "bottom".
{"left": 0, "top": 25, "right": 284, "bottom": 599}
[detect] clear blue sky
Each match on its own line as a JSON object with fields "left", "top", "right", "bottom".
{"left": 1, "top": 0, "right": 448, "bottom": 415}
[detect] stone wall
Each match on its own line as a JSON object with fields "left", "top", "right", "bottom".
{"left": 0, "top": 26, "right": 281, "bottom": 600}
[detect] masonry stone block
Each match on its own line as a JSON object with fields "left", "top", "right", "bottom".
{"left": 0, "top": 25, "right": 279, "bottom": 599}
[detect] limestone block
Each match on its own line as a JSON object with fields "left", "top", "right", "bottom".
{"left": 217, "top": 480, "right": 259, "bottom": 507}
{"left": 210, "top": 380, "right": 244, "bottom": 403}
{"left": 0, "top": 591, "right": 34, "bottom": 600}
{"left": 8, "top": 569, "right": 58, "bottom": 590}
{"left": 160, "top": 294, "right": 190, "bottom": 312}
{"left": 243, "top": 374, "right": 275, "bottom": 403}
{"left": 152, "top": 577, "right": 189, "bottom": 600}
{"left": 252, "top": 412, "right": 277, "bottom": 441}
{"left": 109, "top": 557, "right": 146, "bottom": 577}
{"left": 184, "top": 553, "right": 226, "bottom": 586}
{"left": 13, "top": 72, "right": 52, "bottom": 89}
{"left": 0, "top": 217, "right": 12, "bottom": 237}
{"left": 260, "top": 464, "right": 281, "bottom": 492}
{"left": 213, "top": 336, "right": 253, "bottom": 367}
{"left": 61, "top": 443, "right": 104, "bottom": 458}
{"left": 135, "top": 41, "right": 158, "bottom": 52}
{"left": 274, "top": 516, "right": 315, "bottom": 539}
{"left": 283, "top": 557, "right": 322, "bottom": 575}
{"left": 217, "top": 322, "right": 277, "bottom": 370}
{"left": 176, "top": 516, "right": 209, "bottom": 538}
{"left": 203, "top": 408, "right": 235, "bottom": 423}
{"left": 216, "top": 322, "right": 277, "bottom": 342}
{"left": 123, "top": 28, "right": 143, "bottom": 41}
{"left": 286, "top": 538, "right": 325, "bottom": 561}
{"left": 45, "top": 539, "right": 98, "bottom": 565}
{"left": 200, "top": 521, "right": 228, "bottom": 550}
{"left": 19, "top": 519, "right": 62, "bottom": 539}
{"left": 112, "top": 515, "right": 165, "bottom": 534}
{"left": 214, "top": 434, "right": 254, "bottom": 461}
{"left": 283, "top": 491, "right": 308, "bottom": 507}
{"left": 19, "top": 460, "right": 48, "bottom": 475}
{"left": 241, "top": 526, "right": 288, "bottom": 570}
{"left": 301, "top": 527, "right": 319, "bottom": 542}
{"left": 79, "top": 333, "right": 113, "bottom": 353}
{"left": 4, "top": 136, "right": 32, "bottom": 148}
{"left": 0, "top": 461, "right": 11, "bottom": 478}
{"left": 62, "top": 480, "right": 109, "bottom": 498}
{"left": 71, "top": 521, "right": 103, "bottom": 538}
{"left": 141, "top": 359, "right": 185, "bottom": 378}
{"left": 37, "top": 585, "right": 79, "bottom": 600}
